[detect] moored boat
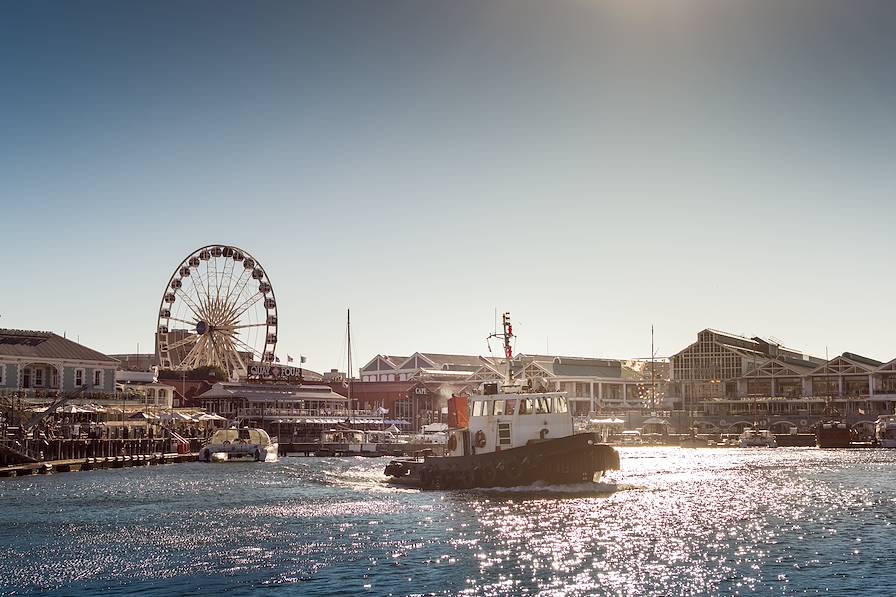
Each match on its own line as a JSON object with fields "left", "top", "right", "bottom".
{"left": 383, "top": 313, "right": 620, "bottom": 489}
{"left": 816, "top": 420, "right": 851, "bottom": 448}
{"left": 738, "top": 427, "right": 777, "bottom": 448}
{"left": 198, "top": 427, "right": 278, "bottom": 462}
{"left": 875, "top": 415, "right": 896, "bottom": 448}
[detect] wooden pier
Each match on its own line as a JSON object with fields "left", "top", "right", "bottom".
{"left": 0, "top": 451, "right": 196, "bottom": 478}
{"left": 0, "top": 436, "right": 203, "bottom": 478}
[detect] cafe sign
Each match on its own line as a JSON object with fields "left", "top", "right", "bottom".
{"left": 248, "top": 362, "right": 304, "bottom": 381}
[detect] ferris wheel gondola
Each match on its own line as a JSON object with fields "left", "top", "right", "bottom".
{"left": 156, "top": 245, "right": 278, "bottom": 380}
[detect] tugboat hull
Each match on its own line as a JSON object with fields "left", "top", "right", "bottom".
{"left": 384, "top": 433, "right": 619, "bottom": 490}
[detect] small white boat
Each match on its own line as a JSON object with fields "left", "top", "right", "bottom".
{"left": 319, "top": 428, "right": 382, "bottom": 454}
{"left": 198, "top": 428, "right": 278, "bottom": 462}
{"left": 875, "top": 415, "right": 896, "bottom": 448}
{"left": 738, "top": 428, "right": 777, "bottom": 448}
{"left": 620, "top": 430, "right": 643, "bottom": 446}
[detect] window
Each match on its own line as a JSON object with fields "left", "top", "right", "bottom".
{"left": 555, "top": 396, "right": 568, "bottom": 413}
{"left": 51, "top": 368, "right": 59, "bottom": 388}
{"left": 472, "top": 401, "right": 486, "bottom": 417}
{"left": 75, "top": 369, "right": 84, "bottom": 386}
{"left": 158, "top": 390, "right": 167, "bottom": 399}
{"left": 534, "top": 397, "right": 552, "bottom": 414}
{"left": 519, "top": 399, "right": 532, "bottom": 415}
{"left": 492, "top": 400, "right": 505, "bottom": 416}
{"left": 497, "top": 422, "right": 512, "bottom": 446}
{"left": 504, "top": 399, "right": 516, "bottom": 415}
{"left": 34, "top": 368, "right": 44, "bottom": 387}
{"left": 23, "top": 367, "right": 32, "bottom": 388}
{"left": 93, "top": 370, "right": 102, "bottom": 387}
{"left": 0, "top": 364, "right": 4, "bottom": 385}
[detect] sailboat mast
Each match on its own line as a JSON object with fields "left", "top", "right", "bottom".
{"left": 347, "top": 309, "right": 352, "bottom": 411}
{"left": 651, "top": 325, "right": 656, "bottom": 412}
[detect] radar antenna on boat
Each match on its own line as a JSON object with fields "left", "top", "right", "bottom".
{"left": 487, "top": 312, "right": 515, "bottom": 385}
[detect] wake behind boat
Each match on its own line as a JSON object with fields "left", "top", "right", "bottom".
{"left": 198, "top": 427, "right": 278, "bottom": 462}
{"left": 383, "top": 313, "right": 620, "bottom": 489}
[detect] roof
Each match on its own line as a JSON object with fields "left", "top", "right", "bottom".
{"left": 0, "top": 329, "right": 118, "bottom": 364}
{"left": 513, "top": 354, "right": 628, "bottom": 379}
{"left": 417, "top": 353, "right": 490, "bottom": 369}
{"left": 841, "top": 352, "right": 883, "bottom": 368}
{"left": 200, "top": 382, "right": 349, "bottom": 403}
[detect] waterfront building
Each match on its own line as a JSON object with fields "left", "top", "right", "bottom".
{"left": 511, "top": 354, "right": 656, "bottom": 415}
{"left": 670, "top": 328, "right": 896, "bottom": 434}
{"left": 671, "top": 329, "right": 825, "bottom": 404}
{"left": 342, "top": 380, "right": 450, "bottom": 429}
{"left": 198, "top": 381, "right": 406, "bottom": 440}
{"left": 0, "top": 329, "right": 118, "bottom": 396}
{"left": 115, "top": 370, "right": 176, "bottom": 409}
{"left": 359, "top": 353, "right": 502, "bottom": 382}
{"left": 359, "top": 350, "right": 664, "bottom": 417}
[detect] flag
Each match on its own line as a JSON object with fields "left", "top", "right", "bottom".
{"left": 376, "top": 406, "right": 389, "bottom": 415}
{"left": 287, "top": 355, "right": 294, "bottom": 363}
{"left": 859, "top": 408, "right": 866, "bottom": 415}
{"left": 300, "top": 355, "right": 307, "bottom": 364}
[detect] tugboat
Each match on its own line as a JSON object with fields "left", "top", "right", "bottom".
{"left": 383, "top": 313, "right": 620, "bottom": 489}
{"left": 816, "top": 405, "right": 851, "bottom": 448}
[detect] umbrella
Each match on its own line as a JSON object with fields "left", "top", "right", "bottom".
{"left": 59, "top": 404, "right": 88, "bottom": 414}
{"left": 160, "top": 412, "right": 193, "bottom": 421}
{"left": 129, "top": 412, "right": 159, "bottom": 421}
{"left": 198, "top": 413, "right": 226, "bottom": 421}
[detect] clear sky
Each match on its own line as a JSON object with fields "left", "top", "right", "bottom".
{"left": 2, "top": 0, "right": 895, "bottom": 371}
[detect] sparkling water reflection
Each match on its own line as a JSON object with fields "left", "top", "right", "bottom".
{"left": 2, "top": 448, "right": 896, "bottom": 595}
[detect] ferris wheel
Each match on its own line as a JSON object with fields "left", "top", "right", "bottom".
{"left": 156, "top": 245, "right": 278, "bottom": 380}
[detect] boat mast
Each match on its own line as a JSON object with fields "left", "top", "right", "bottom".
{"left": 500, "top": 312, "right": 514, "bottom": 384}
{"left": 651, "top": 325, "right": 656, "bottom": 413}
{"left": 486, "top": 311, "right": 514, "bottom": 385}
{"left": 347, "top": 308, "right": 352, "bottom": 414}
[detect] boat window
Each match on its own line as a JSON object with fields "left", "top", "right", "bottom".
{"left": 472, "top": 401, "right": 486, "bottom": 417}
{"left": 519, "top": 399, "right": 532, "bottom": 415}
{"left": 504, "top": 399, "right": 516, "bottom": 415}
{"left": 534, "top": 397, "right": 552, "bottom": 414}
{"left": 498, "top": 422, "right": 512, "bottom": 446}
{"left": 555, "top": 396, "right": 568, "bottom": 413}
{"left": 492, "top": 400, "right": 506, "bottom": 416}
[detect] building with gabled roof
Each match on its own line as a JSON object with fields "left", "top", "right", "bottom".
{"left": 359, "top": 352, "right": 503, "bottom": 383}
{"left": 671, "top": 328, "right": 825, "bottom": 403}
{"left": 0, "top": 328, "right": 118, "bottom": 396}
{"left": 359, "top": 349, "right": 667, "bottom": 416}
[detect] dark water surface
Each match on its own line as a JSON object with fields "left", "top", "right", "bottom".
{"left": 1, "top": 448, "right": 894, "bottom": 596}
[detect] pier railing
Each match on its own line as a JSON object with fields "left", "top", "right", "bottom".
{"left": 0, "top": 437, "right": 203, "bottom": 467}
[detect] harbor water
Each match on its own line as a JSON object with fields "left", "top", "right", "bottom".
{"left": 2, "top": 448, "right": 895, "bottom": 596}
